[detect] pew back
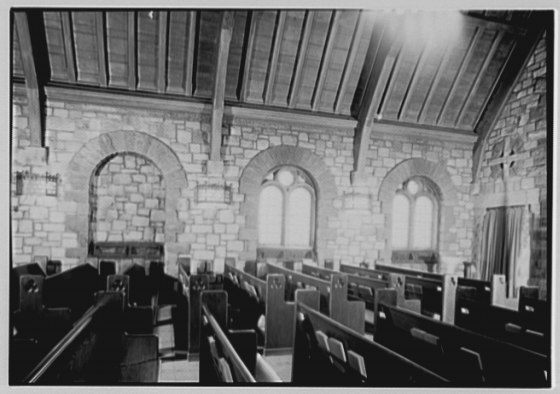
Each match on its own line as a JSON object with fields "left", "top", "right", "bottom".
{"left": 292, "top": 301, "right": 448, "bottom": 385}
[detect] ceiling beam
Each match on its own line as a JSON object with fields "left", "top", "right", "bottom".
{"left": 288, "top": 10, "right": 314, "bottom": 108}
{"left": 416, "top": 40, "right": 453, "bottom": 124}
{"left": 14, "top": 11, "right": 43, "bottom": 147}
{"left": 263, "top": 11, "right": 286, "bottom": 105}
{"left": 435, "top": 26, "right": 484, "bottom": 126}
{"left": 95, "top": 12, "right": 108, "bottom": 87}
{"left": 185, "top": 11, "right": 196, "bottom": 96}
{"left": 157, "top": 11, "right": 168, "bottom": 93}
{"left": 127, "top": 11, "right": 136, "bottom": 90}
{"left": 397, "top": 41, "right": 428, "bottom": 120}
{"left": 472, "top": 15, "right": 549, "bottom": 182}
{"left": 60, "top": 11, "right": 76, "bottom": 83}
{"left": 352, "top": 19, "right": 396, "bottom": 183}
{"left": 334, "top": 11, "right": 366, "bottom": 114}
{"left": 455, "top": 30, "right": 504, "bottom": 127}
{"left": 375, "top": 39, "right": 404, "bottom": 116}
{"left": 240, "top": 10, "right": 257, "bottom": 102}
{"left": 311, "top": 10, "right": 340, "bottom": 111}
{"left": 210, "top": 11, "right": 234, "bottom": 161}
{"left": 472, "top": 40, "right": 516, "bottom": 130}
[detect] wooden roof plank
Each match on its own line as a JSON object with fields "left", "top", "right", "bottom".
{"left": 95, "top": 12, "right": 107, "bottom": 87}
{"left": 311, "top": 10, "right": 340, "bottom": 111}
{"left": 127, "top": 11, "right": 136, "bottom": 90}
{"left": 263, "top": 11, "right": 286, "bottom": 105}
{"left": 240, "top": 10, "right": 257, "bottom": 102}
{"left": 157, "top": 11, "right": 168, "bottom": 93}
{"left": 455, "top": 29, "right": 504, "bottom": 127}
{"left": 334, "top": 11, "right": 366, "bottom": 114}
{"left": 184, "top": 10, "right": 196, "bottom": 96}
{"left": 288, "top": 10, "right": 314, "bottom": 108}
{"left": 435, "top": 26, "right": 484, "bottom": 125}
{"left": 397, "top": 41, "right": 429, "bottom": 120}
{"left": 60, "top": 11, "right": 76, "bottom": 83}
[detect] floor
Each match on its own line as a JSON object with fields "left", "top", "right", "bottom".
{"left": 156, "top": 311, "right": 199, "bottom": 382}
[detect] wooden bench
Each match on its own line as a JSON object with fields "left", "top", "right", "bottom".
{"left": 21, "top": 291, "right": 159, "bottom": 384}
{"left": 256, "top": 262, "right": 366, "bottom": 334}
{"left": 292, "top": 297, "right": 448, "bottom": 386}
{"left": 199, "top": 290, "right": 282, "bottom": 383}
{"left": 301, "top": 263, "right": 389, "bottom": 332}
{"left": 224, "top": 262, "right": 318, "bottom": 354}
{"left": 177, "top": 261, "right": 223, "bottom": 357}
{"left": 374, "top": 289, "right": 549, "bottom": 387}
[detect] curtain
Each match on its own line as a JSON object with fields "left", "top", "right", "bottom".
{"left": 479, "top": 206, "right": 529, "bottom": 297}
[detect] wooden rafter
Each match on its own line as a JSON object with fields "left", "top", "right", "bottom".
{"left": 397, "top": 41, "right": 429, "bottom": 120}
{"left": 95, "top": 12, "right": 107, "bottom": 87}
{"left": 210, "top": 11, "right": 234, "bottom": 161}
{"left": 472, "top": 40, "right": 516, "bottom": 129}
{"left": 288, "top": 10, "right": 314, "bottom": 108}
{"left": 416, "top": 39, "right": 453, "bottom": 124}
{"left": 157, "top": 11, "right": 168, "bottom": 93}
{"left": 435, "top": 26, "right": 483, "bottom": 125}
{"left": 14, "top": 11, "right": 42, "bottom": 147}
{"left": 375, "top": 38, "right": 405, "bottom": 116}
{"left": 472, "top": 15, "right": 549, "bottom": 182}
{"left": 263, "top": 11, "right": 286, "bottom": 104}
{"left": 240, "top": 10, "right": 257, "bottom": 102}
{"left": 352, "top": 18, "right": 395, "bottom": 182}
{"left": 311, "top": 10, "right": 340, "bottom": 111}
{"left": 127, "top": 11, "right": 136, "bottom": 90}
{"left": 334, "top": 11, "right": 366, "bottom": 114}
{"left": 60, "top": 11, "right": 76, "bottom": 83}
{"left": 455, "top": 30, "right": 504, "bottom": 127}
{"left": 185, "top": 11, "right": 196, "bottom": 96}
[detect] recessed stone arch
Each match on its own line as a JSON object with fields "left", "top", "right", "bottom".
{"left": 378, "top": 158, "right": 458, "bottom": 262}
{"left": 239, "top": 145, "right": 338, "bottom": 262}
{"left": 65, "top": 130, "right": 188, "bottom": 267}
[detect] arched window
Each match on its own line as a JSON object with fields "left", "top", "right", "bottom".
{"left": 258, "top": 166, "right": 316, "bottom": 255}
{"left": 391, "top": 177, "right": 440, "bottom": 257}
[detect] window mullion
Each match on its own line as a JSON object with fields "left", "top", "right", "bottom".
{"left": 408, "top": 195, "right": 415, "bottom": 249}
{"left": 282, "top": 188, "right": 288, "bottom": 247}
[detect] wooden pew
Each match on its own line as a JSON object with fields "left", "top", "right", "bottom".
{"left": 43, "top": 263, "right": 100, "bottom": 321}
{"left": 292, "top": 297, "right": 448, "bottom": 386}
{"left": 199, "top": 290, "right": 282, "bottom": 383}
{"left": 256, "top": 262, "right": 366, "bottom": 334}
{"left": 11, "top": 274, "right": 72, "bottom": 383}
{"left": 177, "top": 261, "right": 223, "bottom": 357}
{"left": 455, "top": 282, "right": 549, "bottom": 355}
{"left": 368, "top": 263, "right": 458, "bottom": 324}
{"left": 20, "top": 291, "right": 159, "bottom": 384}
{"left": 224, "top": 262, "right": 318, "bottom": 354}
{"left": 374, "top": 289, "right": 549, "bottom": 387}
{"left": 340, "top": 263, "right": 390, "bottom": 282}
{"left": 301, "top": 263, "right": 389, "bottom": 332}
{"left": 11, "top": 262, "right": 45, "bottom": 311}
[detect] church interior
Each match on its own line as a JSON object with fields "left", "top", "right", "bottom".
{"left": 9, "top": 8, "right": 552, "bottom": 387}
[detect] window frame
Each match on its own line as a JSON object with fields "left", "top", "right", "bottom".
{"left": 391, "top": 177, "right": 440, "bottom": 255}
{"left": 257, "top": 166, "right": 317, "bottom": 252}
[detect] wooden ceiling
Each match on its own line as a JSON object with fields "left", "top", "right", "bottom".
{"left": 12, "top": 9, "right": 542, "bottom": 135}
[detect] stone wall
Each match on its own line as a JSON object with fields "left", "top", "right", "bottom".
{"left": 11, "top": 88, "right": 478, "bottom": 274}
{"left": 92, "top": 153, "right": 166, "bottom": 243}
{"left": 474, "top": 32, "right": 548, "bottom": 298}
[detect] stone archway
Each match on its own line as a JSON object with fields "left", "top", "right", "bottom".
{"left": 239, "top": 145, "right": 338, "bottom": 263}
{"left": 378, "top": 158, "right": 458, "bottom": 262}
{"left": 65, "top": 131, "right": 188, "bottom": 267}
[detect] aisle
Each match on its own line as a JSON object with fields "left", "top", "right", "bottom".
{"left": 156, "top": 317, "right": 199, "bottom": 382}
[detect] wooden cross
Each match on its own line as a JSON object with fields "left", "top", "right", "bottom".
{"left": 488, "top": 136, "right": 529, "bottom": 179}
